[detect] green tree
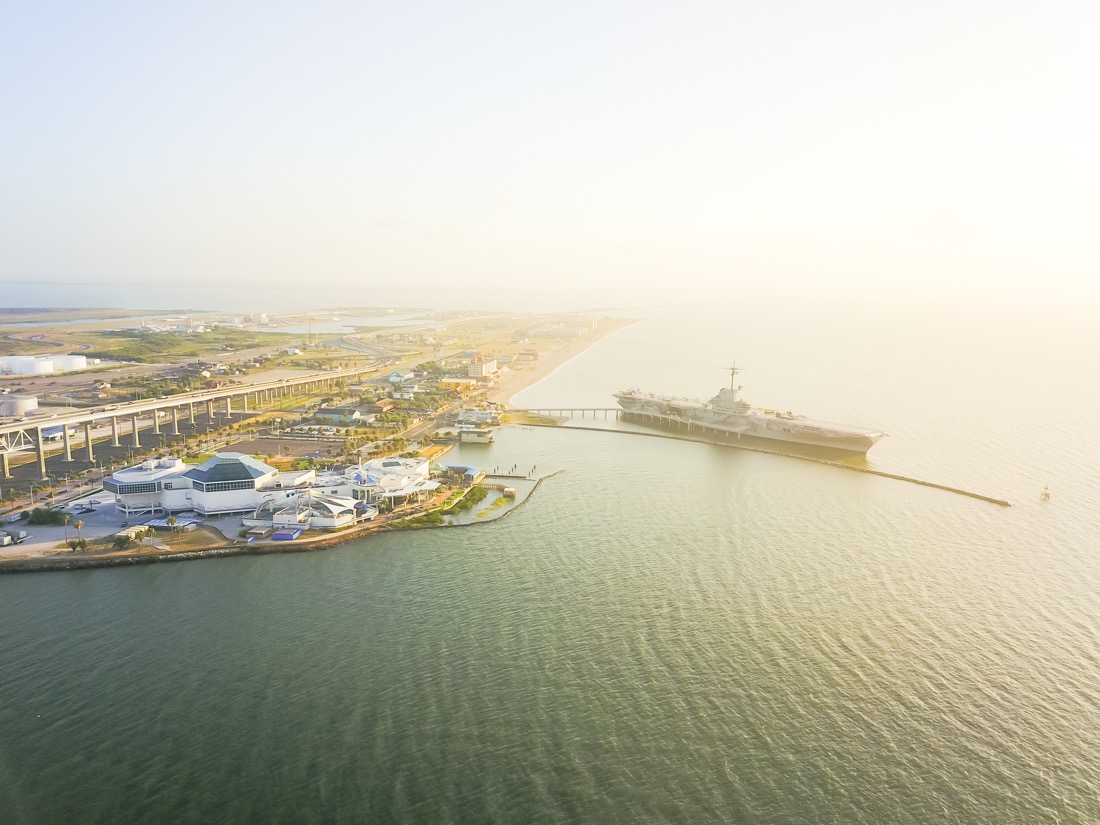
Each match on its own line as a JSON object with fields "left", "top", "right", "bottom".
{"left": 113, "top": 535, "right": 133, "bottom": 551}
{"left": 166, "top": 515, "right": 178, "bottom": 542}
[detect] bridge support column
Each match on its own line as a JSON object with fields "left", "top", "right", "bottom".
{"left": 242, "top": 394, "right": 248, "bottom": 413}
{"left": 84, "top": 422, "right": 94, "bottom": 462}
{"left": 131, "top": 414, "right": 141, "bottom": 447}
{"left": 225, "top": 397, "right": 232, "bottom": 417}
{"left": 111, "top": 417, "right": 120, "bottom": 447}
{"left": 189, "top": 403, "right": 195, "bottom": 425}
{"left": 35, "top": 426, "right": 47, "bottom": 480}
{"left": 172, "top": 407, "right": 180, "bottom": 435}
{"left": 206, "top": 400, "right": 214, "bottom": 420}
{"left": 153, "top": 409, "right": 161, "bottom": 434}
{"left": 62, "top": 425, "right": 73, "bottom": 462}
{"left": 1, "top": 451, "right": 9, "bottom": 479}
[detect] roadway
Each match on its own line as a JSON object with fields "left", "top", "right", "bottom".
{"left": 0, "top": 361, "right": 385, "bottom": 479}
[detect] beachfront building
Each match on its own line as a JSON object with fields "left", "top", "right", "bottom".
{"left": 104, "top": 452, "right": 443, "bottom": 524}
{"left": 252, "top": 490, "right": 375, "bottom": 531}
{"left": 105, "top": 453, "right": 280, "bottom": 517}
{"left": 442, "top": 465, "right": 487, "bottom": 487}
{"left": 104, "top": 457, "right": 194, "bottom": 517}
{"left": 346, "top": 457, "right": 439, "bottom": 505}
{"left": 467, "top": 357, "right": 499, "bottom": 380}
{"left": 456, "top": 410, "right": 500, "bottom": 427}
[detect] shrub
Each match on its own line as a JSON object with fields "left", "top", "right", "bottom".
{"left": 28, "top": 507, "right": 66, "bottom": 525}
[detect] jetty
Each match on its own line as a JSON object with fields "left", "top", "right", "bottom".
{"left": 514, "top": 418, "right": 1011, "bottom": 508}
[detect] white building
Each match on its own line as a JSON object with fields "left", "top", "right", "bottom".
{"left": 257, "top": 490, "right": 372, "bottom": 531}
{"left": 346, "top": 457, "right": 437, "bottom": 501}
{"left": 104, "top": 453, "right": 441, "bottom": 529}
{"left": 104, "top": 453, "right": 279, "bottom": 517}
{"left": 467, "top": 357, "right": 499, "bottom": 379}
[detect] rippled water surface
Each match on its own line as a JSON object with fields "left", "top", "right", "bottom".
{"left": 2, "top": 296, "right": 1098, "bottom": 824}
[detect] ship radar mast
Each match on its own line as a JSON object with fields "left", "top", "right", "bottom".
{"left": 728, "top": 364, "right": 744, "bottom": 402}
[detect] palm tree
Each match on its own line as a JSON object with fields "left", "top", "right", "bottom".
{"left": 166, "top": 515, "right": 177, "bottom": 542}
{"left": 74, "top": 519, "right": 84, "bottom": 543}
{"left": 63, "top": 513, "right": 71, "bottom": 541}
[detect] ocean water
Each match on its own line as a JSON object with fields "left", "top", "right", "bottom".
{"left": 2, "top": 294, "right": 1098, "bottom": 824}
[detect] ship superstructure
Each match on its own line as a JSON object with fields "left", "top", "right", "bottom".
{"left": 613, "top": 365, "right": 884, "bottom": 454}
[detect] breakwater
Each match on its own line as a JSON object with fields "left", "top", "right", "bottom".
{"left": 522, "top": 423, "right": 1012, "bottom": 507}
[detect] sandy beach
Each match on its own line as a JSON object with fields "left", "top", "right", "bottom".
{"left": 488, "top": 316, "right": 635, "bottom": 408}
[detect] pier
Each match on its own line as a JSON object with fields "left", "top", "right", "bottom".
{"left": 510, "top": 408, "right": 621, "bottom": 419}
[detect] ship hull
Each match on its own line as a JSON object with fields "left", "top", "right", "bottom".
{"left": 620, "top": 410, "right": 880, "bottom": 454}
{"left": 614, "top": 392, "right": 883, "bottom": 455}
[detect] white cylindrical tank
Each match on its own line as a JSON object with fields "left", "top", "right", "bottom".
{"left": 0, "top": 395, "right": 39, "bottom": 416}
{"left": 7, "top": 357, "right": 54, "bottom": 375}
{"left": 51, "top": 355, "right": 88, "bottom": 371}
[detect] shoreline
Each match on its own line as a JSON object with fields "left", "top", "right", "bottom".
{"left": 0, "top": 472, "right": 563, "bottom": 574}
{"left": 488, "top": 317, "right": 637, "bottom": 408}
{"left": 0, "top": 319, "right": 628, "bottom": 574}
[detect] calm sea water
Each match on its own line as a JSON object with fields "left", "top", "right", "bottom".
{"left": 2, "top": 294, "right": 1098, "bottom": 824}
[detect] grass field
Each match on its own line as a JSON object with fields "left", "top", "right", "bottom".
{"left": 79, "top": 329, "right": 294, "bottom": 362}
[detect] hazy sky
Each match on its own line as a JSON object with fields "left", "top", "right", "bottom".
{"left": 3, "top": 1, "right": 1098, "bottom": 299}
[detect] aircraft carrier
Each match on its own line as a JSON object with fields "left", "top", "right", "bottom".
{"left": 613, "top": 366, "right": 885, "bottom": 454}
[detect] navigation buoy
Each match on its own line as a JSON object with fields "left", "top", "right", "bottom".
{"left": 1040, "top": 485, "right": 1051, "bottom": 501}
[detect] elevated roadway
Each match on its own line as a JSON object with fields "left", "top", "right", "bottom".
{"left": 0, "top": 362, "right": 382, "bottom": 479}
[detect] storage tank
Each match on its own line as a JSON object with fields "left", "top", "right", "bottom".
{"left": 51, "top": 355, "right": 88, "bottom": 372}
{"left": 0, "top": 395, "right": 38, "bottom": 416}
{"left": 0, "top": 356, "right": 53, "bottom": 375}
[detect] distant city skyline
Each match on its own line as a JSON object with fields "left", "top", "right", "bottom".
{"left": 3, "top": 0, "right": 1098, "bottom": 299}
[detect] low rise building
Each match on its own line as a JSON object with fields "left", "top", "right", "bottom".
{"left": 365, "top": 398, "right": 395, "bottom": 414}
{"left": 438, "top": 376, "right": 480, "bottom": 393}
{"left": 104, "top": 452, "right": 448, "bottom": 528}
{"left": 315, "top": 406, "right": 361, "bottom": 423}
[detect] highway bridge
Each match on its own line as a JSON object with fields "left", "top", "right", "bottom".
{"left": 0, "top": 362, "right": 383, "bottom": 479}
